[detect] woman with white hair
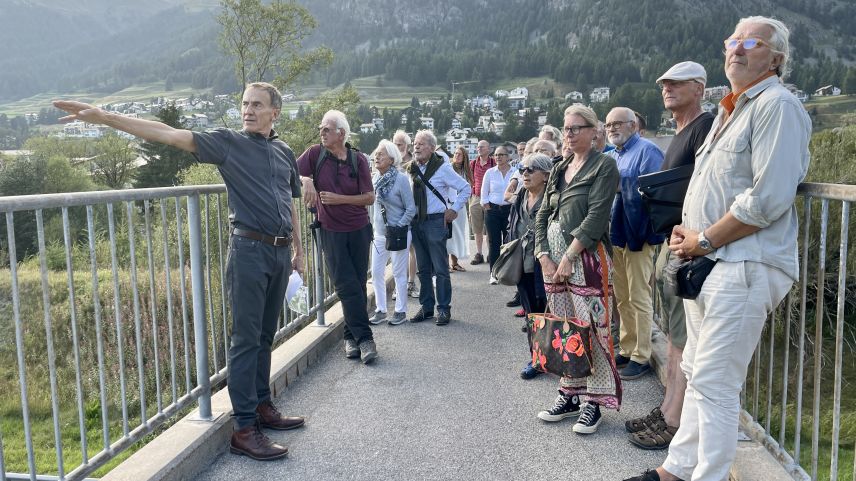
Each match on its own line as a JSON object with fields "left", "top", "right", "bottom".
{"left": 369, "top": 140, "right": 417, "bottom": 325}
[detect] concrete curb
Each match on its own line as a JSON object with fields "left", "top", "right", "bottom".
{"left": 102, "top": 270, "right": 392, "bottom": 481}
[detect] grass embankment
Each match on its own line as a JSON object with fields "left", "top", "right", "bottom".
{"left": 0, "top": 263, "right": 217, "bottom": 476}
{"left": 803, "top": 94, "right": 856, "bottom": 132}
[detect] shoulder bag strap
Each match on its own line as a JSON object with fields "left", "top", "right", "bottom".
{"left": 596, "top": 242, "right": 614, "bottom": 359}
{"left": 414, "top": 166, "right": 450, "bottom": 207}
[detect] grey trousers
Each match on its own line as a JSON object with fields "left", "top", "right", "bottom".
{"left": 225, "top": 235, "right": 292, "bottom": 429}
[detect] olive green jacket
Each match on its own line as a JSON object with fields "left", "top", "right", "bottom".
{"left": 534, "top": 149, "right": 619, "bottom": 259}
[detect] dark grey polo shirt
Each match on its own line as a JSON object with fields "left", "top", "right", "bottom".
{"left": 192, "top": 128, "right": 301, "bottom": 237}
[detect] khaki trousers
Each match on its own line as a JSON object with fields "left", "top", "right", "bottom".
{"left": 612, "top": 243, "right": 656, "bottom": 364}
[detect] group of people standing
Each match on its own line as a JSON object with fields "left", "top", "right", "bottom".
{"left": 51, "top": 13, "right": 811, "bottom": 481}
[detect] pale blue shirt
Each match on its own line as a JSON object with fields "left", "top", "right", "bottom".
{"left": 684, "top": 76, "right": 811, "bottom": 281}
{"left": 480, "top": 165, "right": 514, "bottom": 206}
{"left": 417, "top": 161, "right": 471, "bottom": 214}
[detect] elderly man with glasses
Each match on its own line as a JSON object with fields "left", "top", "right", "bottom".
{"left": 605, "top": 106, "right": 665, "bottom": 381}
{"left": 624, "top": 15, "right": 811, "bottom": 481}
{"left": 298, "top": 110, "right": 377, "bottom": 364}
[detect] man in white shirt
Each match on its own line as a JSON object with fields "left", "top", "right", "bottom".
{"left": 406, "top": 130, "right": 472, "bottom": 325}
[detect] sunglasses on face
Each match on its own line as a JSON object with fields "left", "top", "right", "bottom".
{"left": 519, "top": 166, "right": 543, "bottom": 174}
{"left": 723, "top": 37, "right": 772, "bottom": 51}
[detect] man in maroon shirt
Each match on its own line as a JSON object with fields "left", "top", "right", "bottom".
{"left": 468, "top": 139, "right": 495, "bottom": 264}
{"left": 298, "top": 110, "right": 377, "bottom": 363}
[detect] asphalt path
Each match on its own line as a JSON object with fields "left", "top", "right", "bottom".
{"left": 197, "top": 249, "right": 667, "bottom": 481}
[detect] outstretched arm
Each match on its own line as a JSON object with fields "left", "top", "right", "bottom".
{"left": 53, "top": 100, "right": 196, "bottom": 152}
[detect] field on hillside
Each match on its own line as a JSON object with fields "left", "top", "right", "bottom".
{"left": 804, "top": 94, "right": 856, "bottom": 131}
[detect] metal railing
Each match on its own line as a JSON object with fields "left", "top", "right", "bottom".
{"left": 740, "top": 182, "right": 856, "bottom": 481}
{"left": 0, "top": 185, "right": 335, "bottom": 481}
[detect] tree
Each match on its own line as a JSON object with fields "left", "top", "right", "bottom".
{"left": 134, "top": 104, "right": 196, "bottom": 188}
{"left": 217, "top": 0, "right": 333, "bottom": 93}
{"left": 90, "top": 134, "right": 137, "bottom": 189}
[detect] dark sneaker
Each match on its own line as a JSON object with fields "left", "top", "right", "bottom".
{"left": 629, "top": 417, "right": 678, "bottom": 450}
{"left": 358, "top": 339, "right": 378, "bottom": 364}
{"left": 470, "top": 253, "right": 484, "bottom": 265}
{"left": 572, "top": 402, "right": 602, "bottom": 434}
{"left": 389, "top": 311, "right": 407, "bottom": 326}
{"left": 506, "top": 293, "right": 521, "bottom": 307}
{"left": 344, "top": 339, "right": 360, "bottom": 359}
{"left": 435, "top": 310, "right": 451, "bottom": 326}
{"left": 368, "top": 311, "right": 387, "bottom": 325}
{"left": 625, "top": 407, "right": 664, "bottom": 433}
{"left": 537, "top": 392, "right": 581, "bottom": 422}
{"left": 520, "top": 361, "right": 540, "bottom": 380}
{"left": 622, "top": 470, "right": 678, "bottom": 481}
{"left": 615, "top": 353, "right": 631, "bottom": 368}
{"left": 409, "top": 308, "right": 434, "bottom": 323}
{"left": 620, "top": 361, "right": 651, "bottom": 380}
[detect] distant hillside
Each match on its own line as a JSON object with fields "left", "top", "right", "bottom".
{"left": 1, "top": 0, "right": 855, "bottom": 103}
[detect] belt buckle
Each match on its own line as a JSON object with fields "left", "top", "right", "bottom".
{"left": 273, "top": 235, "right": 288, "bottom": 246}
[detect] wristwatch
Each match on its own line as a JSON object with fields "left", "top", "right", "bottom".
{"left": 698, "top": 230, "right": 714, "bottom": 252}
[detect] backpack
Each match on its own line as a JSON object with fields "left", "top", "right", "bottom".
{"left": 313, "top": 142, "right": 362, "bottom": 192}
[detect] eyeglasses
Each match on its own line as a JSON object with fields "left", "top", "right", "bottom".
{"left": 604, "top": 120, "right": 634, "bottom": 130}
{"left": 518, "top": 166, "right": 543, "bottom": 174}
{"left": 495, "top": 153, "right": 509, "bottom": 157}
{"left": 723, "top": 37, "right": 773, "bottom": 51}
{"left": 319, "top": 126, "right": 338, "bottom": 135}
{"left": 562, "top": 125, "right": 592, "bottom": 136}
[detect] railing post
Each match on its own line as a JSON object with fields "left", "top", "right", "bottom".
{"left": 187, "top": 194, "right": 213, "bottom": 420}
{"left": 312, "top": 227, "right": 327, "bottom": 327}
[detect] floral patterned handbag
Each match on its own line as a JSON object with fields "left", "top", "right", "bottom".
{"left": 527, "top": 243, "right": 612, "bottom": 378}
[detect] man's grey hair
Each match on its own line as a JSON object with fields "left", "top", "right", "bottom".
{"left": 322, "top": 109, "right": 350, "bottom": 141}
{"left": 393, "top": 129, "right": 411, "bottom": 146}
{"left": 736, "top": 16, "right": 791, "bottom": 79}
{"left": 608, "top": 107, "right": 636, "bottom": 123}
{"left": 415, "top": 130, "right": 437, "bottom": 148}
{"left": 540, "top": 125, "right": 562, "bottom": 141}
{"left": 246, "top": 82, "right": 282, "bottom": 110}
{"left": 372, "top": 139, "right": 402, "bottom": 166}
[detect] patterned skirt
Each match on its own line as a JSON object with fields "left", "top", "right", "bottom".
{"left": 543, "top": 221, "right": 622, "bottom": 410}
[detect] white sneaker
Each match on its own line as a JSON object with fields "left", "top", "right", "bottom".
{"left": 489, "top": 275, "right": 498, "bottom": 285}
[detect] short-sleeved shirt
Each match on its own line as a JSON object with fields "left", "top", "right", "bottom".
{"left": 297, "top": 144, "right": 372, "bottom": 232}
{"left": 661, "top": 112, "right": 714, "bottom": 170}
{"left": 192, "top": 128, "right": 301, "bottom": 237}
{"left": 470, "top": 156, "right": 495, "bottom": 197}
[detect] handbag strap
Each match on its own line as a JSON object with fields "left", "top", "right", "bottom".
{"left": 596, "top": 243, "right": 614, "bottom": 359}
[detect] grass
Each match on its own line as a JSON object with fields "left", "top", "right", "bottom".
{"left": 803, "top": 94, "right": 856, "bottom": 131}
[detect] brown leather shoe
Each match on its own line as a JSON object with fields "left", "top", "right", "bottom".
{"left": 230, "top": 424, "right": 288, "bottom": 461}
{"left": 256, "top": 400, "right": 305, "bottom": 431}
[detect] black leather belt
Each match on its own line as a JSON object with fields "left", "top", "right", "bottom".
{"left": 424, "top": 212, "right": 446, "bottom": 220}
{"left": 232, "top": 228, "right": 292, "bottom": 247}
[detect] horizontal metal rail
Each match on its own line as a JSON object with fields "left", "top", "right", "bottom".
{"left": 0, "top": 184, "right": 335, "bottom": 481}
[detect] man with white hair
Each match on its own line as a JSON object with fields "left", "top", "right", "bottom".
{"left": 625, "top": 61, "right": 714, "bottom": 451}
{"left": 407, "top": 130, "right": 471, "bottom": 326}
{"left": 298, "top": 110, "right": 377, "bottom": 363}
{"left": 625, "top": 16, "right": 811, "bottom": 481}
{"left": 605, "top": 106, "right": 665, "bottom": 381}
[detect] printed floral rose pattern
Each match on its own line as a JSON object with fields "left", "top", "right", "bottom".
{"left": 528, "top": 313, "right": 593, "bottom": 378}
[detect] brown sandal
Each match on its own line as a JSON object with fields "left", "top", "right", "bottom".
{"left": 629, "top": 418, "right": 678, "bottom": 450}
{"left": 451, "top": 264, "right": 466, "bottom": 272}
{"left": 625, "top": 407, "right": 663, "bottom": 433}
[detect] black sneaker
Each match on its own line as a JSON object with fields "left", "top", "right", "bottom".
{"left": 409, "top": 308, "right": 434, "bottom": 323}
{"left": 573, "top": 402, "right": 602, "bottom": 434}
{"left": 615, "top": 353, "right": 631, "bottom": 368}
{"left": 470, "top": 253, "right": 484, "bottom": 265}
{"left": 435, "top": 310, "right": 451, "bottom": 326}
{"left": 537, "top": 393, "right": 581, "bottom": 422}
{"left": 358, "top": 339, "right": 377, "bottom": 364}
{"left": 343, "top": 339, "right": 360, "bottom": 359}
{"left": 622, "top": 470, "right": 671, "bottom": 481}
{"left": 620, "top": 361, "right": 651, "bottom": 380}
{"left": 506, "top": 293, "right": 521, "bottom": 307}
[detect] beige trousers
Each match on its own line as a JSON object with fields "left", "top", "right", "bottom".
{"left": 612, "top": 243, "right": 656, "bottom": 364}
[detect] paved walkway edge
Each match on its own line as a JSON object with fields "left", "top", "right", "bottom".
{"left": 102, "top": 271, "right": 391, "bottom": 481}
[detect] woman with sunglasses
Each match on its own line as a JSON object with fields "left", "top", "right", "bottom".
{"left": 509, "top": 153, "right": 553, "bottom": 380}
{"left": 533, "top": 105, "right": 621, "bottom": 435}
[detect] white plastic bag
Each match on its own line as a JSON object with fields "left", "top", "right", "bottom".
{"left": 286, "top": 272, "right": 309, "bottom": 315}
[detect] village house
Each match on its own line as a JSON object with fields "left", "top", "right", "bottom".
{"left": 445, "top": 128, "right": 479, "bottom": 158}
{"left": 564, "top": 91, "right": 584, "bottom": 102}
{"left": 507, "top": 87, "right": 528, "bottom": 109}
{"left": 704, "top": 85, "right": 731, "bottom": 100}
{"left": 590, "top": 87, "right": 610, "bottom": 103}
{"left": 420, "top": 117, "right": 435, "bottom": 130}
{"left": 372, "top": 117, "right": 384, "bottom": 130}
{"left": 360, "top": 123, "right": 377, "bottom": 134}
{"left": 814, "top": 85, "right": 841, "bottom": 97}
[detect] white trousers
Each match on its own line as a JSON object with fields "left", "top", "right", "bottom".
{"left": 663, "top": 261, "right": 792, "bottom": 481}
{"left": 371, "top": 233, "right": 411, "bottom": 314}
